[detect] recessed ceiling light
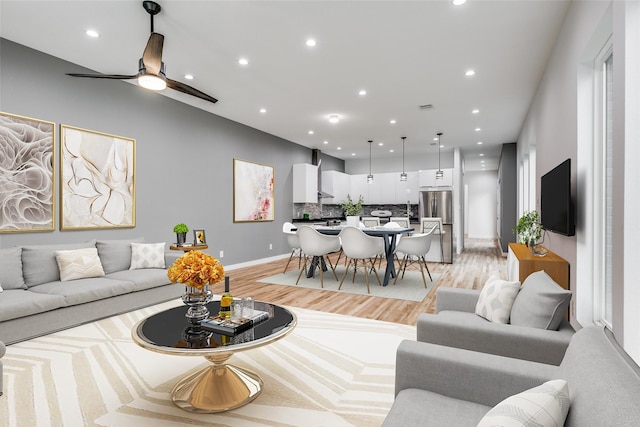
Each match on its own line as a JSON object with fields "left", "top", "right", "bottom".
{"left": 306, "top": 39, "right": 317, "bottom": 47}
{"left": 465, "top": 69, "right": 476, "bottom": 76}
{"left": 85, "top": 29, "right": 100, "bottom": 38}
{"left": 472, "top": 109, "right": 480, "bottom": 114}
{"left": 440, "top": 145, "right": 444, "bottom": 148}
{"left": 378, "top": 142, "right": 384, "bottom": 146}
{"left": 238, "top": 58, "right": 249, "bottom": 66}
{"left": 475, "top": 127, "right": 482, "bottom": 132}
{"left": 351, "top": 152, "right": 356, "bottom": 156}
{"left": 184, "top": 74, "right": 194, "bottom": 80}
{"left": 479, "top": 153, "right": 485, "bottom": 157}
{"left": 390, "top": 119, "right": 397, "bottom": 124}
{"left": 308, "top": 130, "right": 314, "bottom": 135}
{"left": 477, "top": 141, "right": 483, "bottom": 145}
{"left": 323, "top": 140, "right": 329, "bottom": 145}
{"left": 337, "top": 147, "right": 342, "bottom": 150}
{"left": 259, "top": 108, "right": 267, "bottom": 113}
{"left": 433, "top": 137, "right": 439, "bottom": 141}
{"left": 453, "top": 0, "right": 467, "bottom": 5}
{"left": 328, "top": 114, "right": 340, "bottom": 123}
{"left": 358, "top": 89, "right": 367, "bottom": 96}
{"left": 389, "top": 149, "right": 394, "bottom": 153}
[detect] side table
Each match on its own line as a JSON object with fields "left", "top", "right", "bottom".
{"left": 169, "top": 244, "right": 208, "bottom": 252}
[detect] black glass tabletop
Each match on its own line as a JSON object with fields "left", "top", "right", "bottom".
{"left": 133, "top": 301, "right": 296, "bottom": 352}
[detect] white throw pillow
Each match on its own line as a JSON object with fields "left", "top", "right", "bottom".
{"left": 54, "top": 247, "right": 106, "bottom": 282}
{"left": 477, "top": 379, "right": 570, "bottom": 427}
{"left": 130, "top": 242, "right": 166, "bottom": 269}
{"left": 475, "top": 276, "right": 521, "bottom": 324}
{"left": 0, "top": 281, "right": 3, "bottom": 292}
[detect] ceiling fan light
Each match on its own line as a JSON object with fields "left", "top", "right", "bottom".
{"left": 138, "top": 74, "right": 167, "bottom": 91}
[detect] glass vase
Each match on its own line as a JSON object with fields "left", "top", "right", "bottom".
{"left": 182, "top": 284, "right": 213, "bottom": 324}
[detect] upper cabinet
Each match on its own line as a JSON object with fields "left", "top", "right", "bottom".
{"left": 293, "top": 163, "right": 318, "bottom": 203}
{"left": 395, "top": 171, "right": 419, "bottom": 203}
{"left": 321, "top": 170, "right": 350, "bottom": 204}
{"left": 419, "top": 168, "right": 453, "bottom": 188}
{"left": 347, "top": 171, "right": 419, "bottom": 204}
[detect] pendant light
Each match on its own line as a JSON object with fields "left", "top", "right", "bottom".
{"left": 436, "top": 132, "right": 444, "bottom": 180}
{"left": 400, "top": 136, "right": 407, "bottom": 181}
{"left": 367, "top": 140, "right": 374, "bottom": 184}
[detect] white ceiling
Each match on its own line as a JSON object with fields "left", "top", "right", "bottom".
{"left": 0, "top": 0, "right": 570, "bottom": 171}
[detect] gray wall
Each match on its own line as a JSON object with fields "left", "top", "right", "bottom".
{"left": 0, "top": 39, "right": 344, "bottom": 265}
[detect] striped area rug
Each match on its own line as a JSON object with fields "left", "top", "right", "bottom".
{"left": 1, "top": 299, "right": 415, "bottom": 427}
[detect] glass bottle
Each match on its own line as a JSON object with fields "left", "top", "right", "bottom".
{"left": 219, "top": 276, "right": 233, "bottom": 319}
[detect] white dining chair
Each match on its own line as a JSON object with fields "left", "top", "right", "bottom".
{"left": 390, "top": 217, "right": 410, "bottom": 229}
{"left": 295, "top": 225, "right": 341, "bottom": 288}
{"left": 338, "top": 226, "right": 384, "bottom": 294}
{"left": 361, "top": 217, "right": 380, "bottom": 228}
{"left": 282, "top": 222, "right": 303, "bottom": 273}
{"left": 420, "top": 217, "right": 444, "bottom": 263}
{"left": 393, "top": 228, "right": 435, "bottom": 287}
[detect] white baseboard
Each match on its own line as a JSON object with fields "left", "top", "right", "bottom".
{"left": 224, "top": 253, "right": 290, "bottom": 271}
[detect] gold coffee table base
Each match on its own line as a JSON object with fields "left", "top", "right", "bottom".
{"left": 172, "top": 361, "right": 263, "bottom": 413}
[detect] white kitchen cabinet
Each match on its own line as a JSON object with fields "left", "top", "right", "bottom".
{"left": 293, "top": 163, "right": 318, "bottom": 203}
{"left": 395, "top": 171, "right": 419, "bottom": 203}
{"left": 419, "top": 168, "right": 453, "bottom": 188}
{"left": 321, "top": 170, "right": 349, "bottom": 204}
{"left": 349, "top": 174, "right": 370, "bottom": 204}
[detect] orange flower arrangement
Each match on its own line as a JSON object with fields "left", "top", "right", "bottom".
{"left": 167, "top": 250, "right": 225, "bottom": 290}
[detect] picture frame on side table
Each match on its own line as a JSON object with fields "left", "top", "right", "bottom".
{"left": 233, "top": 158, "right": 274, "bottom": 222}
{"left": 60, "top": 125, "right": 136, "bottom": 230}
{"left": 0, "top": 111, "right": 56, "bottom": 233}
{"left": 194, "top": 229, "right": 206, "bottom": 245}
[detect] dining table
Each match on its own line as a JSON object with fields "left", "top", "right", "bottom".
{"left": 298, "top": 225, "right": 414, "bottom": 286}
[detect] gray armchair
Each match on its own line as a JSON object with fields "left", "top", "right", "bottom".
{"left": 417, "top": 285, "right": 574, "bottom": 365}
{"left": 383, "top": 326, "right": 640, "bottom": 426}
{"left": 0, "top": 339, "right": 5, "bottom": 396}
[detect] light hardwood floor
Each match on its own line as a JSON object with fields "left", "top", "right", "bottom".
{"left": 211, "top": 238, "right": 507, "bottom": 326}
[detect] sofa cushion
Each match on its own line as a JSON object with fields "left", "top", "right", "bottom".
{"left": 22, "top": 240, "right": 97, "bottom": 287}
{"left": 0, "top": 289, "right": 67, "bottom": 322}
{"left": 382, "top": 388, "right": 489, "bottom": 427}
{"left": 96, "top": 238, "right": 144, "bottom": 274}
{"left": 0, "top": 246, "right": 26, "bottom": 290}
{"left": 54, "top": 248, "right": 106, "bottom": 282}
{"left": 510, "top": 270, "right": 571, "bottom": 330}
{"left": 477, "top": 379, "right": 570, "bottom": 427}
{"left": 475, "top": 276, "right": 521, "bottom": 324}
{"left": 28, "top": 277, "right": 135, "bottom": 306}
{"left": 106, "top": 268, "right": 171, "bottom": 291}
{"left": 130, "top": 242, "right": 166, "bottom": 269}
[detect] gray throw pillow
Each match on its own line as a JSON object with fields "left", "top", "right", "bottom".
{"left": 510, "top": 270, "right": 571, "bottom": 330}
{"left": 96, "top": 238, "right": 144, "bottom": 274}
{"left": 22, "top": 240, "right": 97, "bottom": 287}
{"left": 0, "top": 246, "right": 26, "bottom": 289}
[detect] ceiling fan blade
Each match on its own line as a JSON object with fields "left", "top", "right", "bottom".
{"left": 142, "top": 32, "right": 164, "bottom": 75}
{"left": 167, "top": 78, "right": 218, "bottom": 104}
{"left": 67, "top": 73, "right": 138, "bottom": 80}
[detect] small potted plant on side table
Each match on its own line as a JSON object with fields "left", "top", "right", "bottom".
{"left": 341, "top": 194, "right": 364, "bottom": 227}
{"left": 513, "top": 210, "right": 547, "bottom": 256}
{"left": 173, "top": 223, "right": 189, "bottom": 246}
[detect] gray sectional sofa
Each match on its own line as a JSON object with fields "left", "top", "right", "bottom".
{"left": 0, "top": 238, "right": 183, "bottom": 345}
{"left": 383, "top": 325, "right": 640, "bottom": 426}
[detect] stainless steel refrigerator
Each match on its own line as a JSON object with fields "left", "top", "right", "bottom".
{"left": 418, "top": 190, "right": 454, "bottom": 263}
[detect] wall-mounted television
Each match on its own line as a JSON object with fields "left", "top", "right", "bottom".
{"left": 540, "top": 158, "right": 575, "bottom": 236}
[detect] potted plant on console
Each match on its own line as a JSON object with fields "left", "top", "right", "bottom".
{"left": 341, "top": 194, "right": 364, "bottom": 227}
{"left": 514, "top": 210, "right": 547, "bottom": 257}
{"left": 173, "top": 223, "right": 189, "bottom": 247}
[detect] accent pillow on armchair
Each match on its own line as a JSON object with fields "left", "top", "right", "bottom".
{"left": 474, "top": 276, "right": 521, "bottom": 324}
{"left": 510, "top": 270, "right": 572, "bottom": 330}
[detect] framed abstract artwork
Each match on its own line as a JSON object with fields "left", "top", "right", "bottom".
{"left": 233, "top": 158, "right": 274, "bottom": 222}
{"left": 60, "top": 125, "right": 136, "bottom": 230}
{"left": 0, "top": 111, "right": 56, "bottom": 233}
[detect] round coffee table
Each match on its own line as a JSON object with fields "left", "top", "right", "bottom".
{"left": 131, "top": 301, "right": 297, "bottom": 413}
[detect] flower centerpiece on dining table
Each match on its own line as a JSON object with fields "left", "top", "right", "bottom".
{"left": 167, "top": 250, "right": 225, "bottom": 324}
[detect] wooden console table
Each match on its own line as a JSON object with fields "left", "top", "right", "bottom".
{"left": 169, "top": 244, "right": 208, "bottom": 252}
{"left": 507, "top": 243, "right": 569, "bottom": 290}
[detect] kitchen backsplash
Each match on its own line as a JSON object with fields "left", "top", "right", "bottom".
{"left": 294, "top": 203, "right": 417, "bottom": 220}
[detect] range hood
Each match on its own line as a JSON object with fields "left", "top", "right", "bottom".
{"left": 312, "top": 149, "right": 334, "bottom": 198}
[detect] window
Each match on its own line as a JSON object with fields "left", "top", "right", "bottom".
{"left": 602, "top": 52, "right": 613, "bottom": 326}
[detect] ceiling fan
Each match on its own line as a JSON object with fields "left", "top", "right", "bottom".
{"left": 67, "top": 1, "right": 218, "bottom": 104}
